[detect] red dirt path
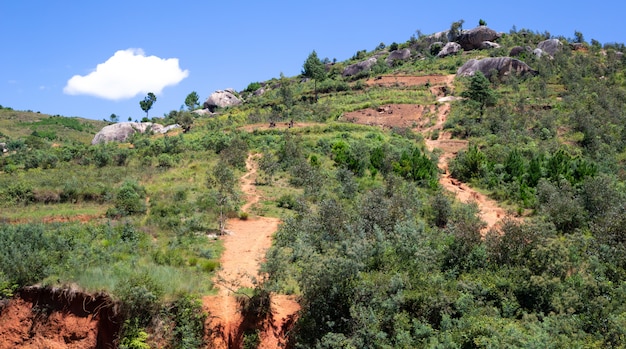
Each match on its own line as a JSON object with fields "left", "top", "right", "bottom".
{"left": 346, "top": 74, "right": 512, "bottom": 232}
{"left": 203, "top": 154, "right": 299, "bottom": 349}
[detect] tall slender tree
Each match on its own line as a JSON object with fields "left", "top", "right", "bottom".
{"left": 139, "top": 92, "right": 157, "bottom": 118}
{"left": 184, "top": 91, "right": 200, "bottom": 111}
{"left": 302, "top": 50, "right": 326, "bottom": 101}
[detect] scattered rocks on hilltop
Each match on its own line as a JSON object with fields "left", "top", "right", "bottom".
{"left": 479, "top": 41, "right": 501, "bottom": 50}
{"left": 424, "top": 31, "right": 451, "bottom": 45}
{"left": 457, "top": 57, "right": 537, "bottom": 79}
{"left": 457, "top": 26, "right": 501, "bottom": 50}
{"left": 91, "top": 122, "right": 179, "bottom": 145}
{"left": 537, "top": 38, "right": 563, "bottom": 57}
{"left": 343, "top": 57, "right": 378, "bottom": 77}
{"left": 385, "top": 48, "right": 411, "bottom": 65}
{"left": 437, "top": 42, "right": 462, "bottom": 58}
{"left": 203, "top": 89, "right": 243, "bottom": 112}
{"left": 192, "top": 109, "right": 212, "bottom": 116}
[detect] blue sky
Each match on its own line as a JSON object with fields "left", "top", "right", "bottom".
{"left": 2, "top": 1, "right": 625, "bottom": 121}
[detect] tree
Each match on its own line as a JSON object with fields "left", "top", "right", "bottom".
{"left": 574, "top": 31, "right": 585, "bottom": 44}
{"left": 479, "top": 19, "right": 487, "bottom": 26}
{"left": 461, "top": 72, "right": 497, "bottom": 118}
{"left": 184, "top": 91, "right": 199, "bottom": 111}
{"left": 278, "top": 73, "right": 294, "bottom": 119}
{"left": 109, "top": 113, "right": 119, "bottom": 123}
{"left": 139, "top": 92, "right": 157, "bottom": 118}
{"left": 302, "top": 50, "right": 327, "bottom": 101}
{"left": 449, "top": 19, "right": 465, "bottom": 42}
{"left": 207, "top": 161, "right": 239, "bottom": 234}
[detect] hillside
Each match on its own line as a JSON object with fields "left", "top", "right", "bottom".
{"left": 2, "top": 22, "right": 626, "bottom": 348}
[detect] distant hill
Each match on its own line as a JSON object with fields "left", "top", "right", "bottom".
{"left": 0, "top": 106, "right": 108, "bottom": 145}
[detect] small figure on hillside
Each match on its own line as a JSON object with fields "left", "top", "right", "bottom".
{"left": 288, "top": 119, "right": 294, "bottom": 128}
{"left": 269, "top": 121, "right": 276, "bottom": 128}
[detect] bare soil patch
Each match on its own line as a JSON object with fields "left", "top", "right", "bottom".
{"left": 0, "top": 287, "right": 119, "bottom": 349}
{"left": 342, "top": 74, "right": 455, "bottom": 131}
{"left": 366, "top": 74, "right": 454, "bottom": 91}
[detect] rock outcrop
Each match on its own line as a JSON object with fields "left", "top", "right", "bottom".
{"left": 343, "top": 57, "right": 378, "bottom": 77}
{"left": 91, "top": 122, "right": 179, "bottom": 145}
{"left": 192, "top": 109, "right": 212, "bottom": 116}
{"left": 479, "top": 41, "right": 501, "bottom": 50}
{"left": 457, "top": 26, "right": 501, "bottom": 50}
{"left": 386, "top": 48, "right": 411, "bottom": 65}
{"left": 424, "top": 31, "right": 450, "bottom": 45}
{"left": 0, "top": 142, "right": 6, "bottom": 153}
{"left": 437, "top": 42, "right": 462, "bottom": 58}
{"left": 537, "top": 38, "right": 563, "bottom": 57}
{"left": 457, "top": 57, "right": 537, "bottom": 79}
{"left": 203, "top": 89, "right": 242, "bottom": 112}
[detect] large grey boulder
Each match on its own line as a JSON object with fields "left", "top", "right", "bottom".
{"left": 386, "top": 48, "right": 411, "bottom": 65}
{"left": 203, "top": 89, "right": 242, "bottom": 112}
{"left": 457, "top": 26, "right": 501, "bottom": 50}
{"left": 423, "top": 31, "right": 450, "bottom": 45}
{"left": 0, "top": 142, "right": 6, "bottom": 153}
{"left": 479, "top": 41, "right": 501, "bottom": 50}
{"left": 533, "top": 48, "right": 546, "bottom": 58}
{"left": 343, "top": 57, "right": 378, "bottom": 77}
{"left": 192, "top": 109, "right": 212, "bottom": 116}
{"left": 457, "top": 57, "right": 537, "bottom": 79}
{"left": 91, "top": 122, "right": 179, "bottom": 145}
{"left": 437, "top": 42, "right": 462, "bottom": 58}
{"left": 537, "top": 39, "right": 563, "bottom": 57}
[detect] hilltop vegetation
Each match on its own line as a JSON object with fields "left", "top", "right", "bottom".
{"left": 3, "top": 21, "right": 626, "bottom": 348}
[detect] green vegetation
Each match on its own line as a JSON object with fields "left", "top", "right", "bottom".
{"left": 2, "top": 20, "right": 626, "bottom": 348}
{"left": 139, "top": 92, "right": 157, "bottom": 118}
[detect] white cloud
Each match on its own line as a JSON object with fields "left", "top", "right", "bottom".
{"left": 63, "top": 48, "right": 189, "bottom": 100}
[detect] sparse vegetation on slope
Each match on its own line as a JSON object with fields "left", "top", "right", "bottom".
{"left": 2, "top": 21, "right": 626, "bottom": 348}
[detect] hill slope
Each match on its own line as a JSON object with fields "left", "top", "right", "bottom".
{"left": 2, "top": 22, "right": 626, "bottom": 348}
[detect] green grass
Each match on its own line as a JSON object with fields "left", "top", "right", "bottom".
{"left": 0, "top": 109, "right": 106, "bottom": 144}
{"left": 0, "top": 202, "right": 107, "bottom": 222}
{"left": 54, "top": 259, "right": 217, "bottom": 298}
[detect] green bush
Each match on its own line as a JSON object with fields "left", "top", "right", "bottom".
{"left": 116, "top": 273, "right": 163, "bottom": 326}
{"left": 170, "top": 295, "right": 207, "bottom": 349}
{"left": 109, "top": 180, "right": 147, "bottom": 217}
{"left": 157, "top": 153, "right": 175, "bottom": 169}
{"left": 0, "top": 224, "right": 57, "bottom": 286}
{"left": 276, "top": 194, "right": 296, "bottom": 209}
{"left": 245, "top": 82, "right": 262, "bottom": 92}
{"left": 119, "top": 319, "right": 150, "bottom": 349}
{"left": 200, "top": 259, "right": 220, "bottom": 273}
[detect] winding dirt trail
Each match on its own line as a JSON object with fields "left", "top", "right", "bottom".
{"left": 346, "top": 74, "right": 511, "bottom": 232}
{"left": 203, "top": 154, "right": 299, "bottom": 349}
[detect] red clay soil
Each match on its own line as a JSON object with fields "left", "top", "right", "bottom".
{"left": 0, "top": 286, "right": 120, "bottom": 349}
{"left": 366, "top": 74, "right": 454, "bottom": 90}
{"left": 346, "top": 74, "right": 512, "bottom": 232}
{"left": 203, "top": 154, "right": 299, "bottom": 349}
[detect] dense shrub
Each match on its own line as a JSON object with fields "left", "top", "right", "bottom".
{"left": 108, "top": 180, "right": 147, "bottom": 217}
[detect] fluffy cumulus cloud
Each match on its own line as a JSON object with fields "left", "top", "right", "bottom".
{"left": 63, "top": 48, "right": 189, "bottom": 100}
